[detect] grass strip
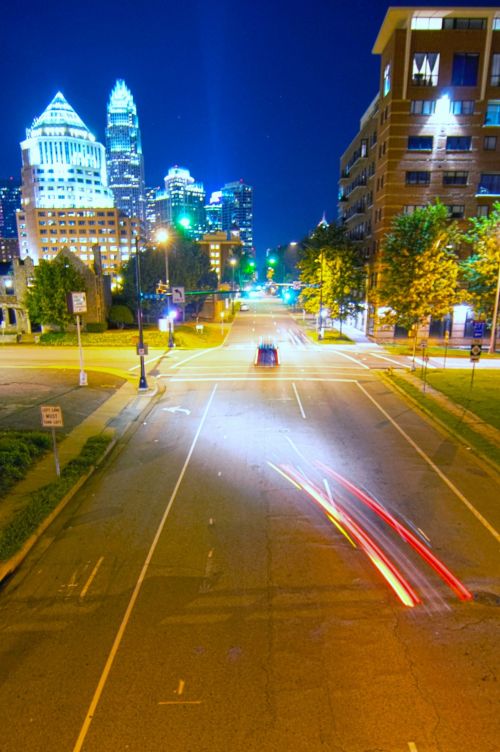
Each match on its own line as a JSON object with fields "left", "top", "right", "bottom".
{"left": 387, "top": 373, "right": 500, "bottom": 470}
{"left": 0, "top": 431, "right": 51, "bottom": 499}
{"left": 424, "top": 370, "right": 500, "bottom": 431}
{"left": 38, "top": 323, "right": 228, "bottom": 348}
{"left": 0, "top": 435, "right": 111, "bottom": 561}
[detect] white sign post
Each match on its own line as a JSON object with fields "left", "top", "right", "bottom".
{"left": 67, "top": 292, "right": 88, "bottom": 386}
{"left": 40, "top": 405, "right": 64, "bottom": 477}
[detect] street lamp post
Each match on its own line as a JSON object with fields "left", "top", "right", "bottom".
{"left": 156, "top": 228, "right": 174, "bottom": 348}
{"left": 230, "top": 257, "right": 237, "bottom": 314}
{"left": 318, "top": 247, "right": 324, "bottom": 340}
{"left": 134, "top": 236, "right": 148, "bottom": 391}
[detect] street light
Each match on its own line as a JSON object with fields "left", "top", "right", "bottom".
{"left": 229, "top": 257, "right": 237, "bottom": 314}
{"left": 134, "top": 236, "right": 148, "bottom": 391}
{"left": 155, "top": 228, "right": 174, "bottom": 348}
{"left": 318, "top": 247, "right": 324, "bottom": 340}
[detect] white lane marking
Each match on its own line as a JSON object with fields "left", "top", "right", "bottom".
{"left": 162, "top": 406, "right": 191, "bottom": 415}
{"left": 369, "top": 352, "right": 407, "bottom": 367}
{"left": 414, "top": 357, "right": 436, "bottom": 369}
{"left": 408, "top": 744, "right": 418, "bottom": 752}
{"left": 292, "top": 382, "right": 306, "bottom": 419}
{"left": 327, "top": 350, "right": 370, "bottom": 369}
{"left": 176, "top": 679, "right": 185, "bottom": 695}
{"left": 170, "top": 377, "right": 358, "bottom": 383}
{"left": 80, "top": 557, "right": 104, "bottom": 599}
{"left": 170, "top": 348, "right": 220, "bottom": 369}
{"left": 72, "top": 385, "right": 218, "bottom": 751}
{"left": 356, "top": 382, "right": 500, "bottom": 544}
{"left": 128, "top": 355, "right": 162, "bottom": 372}
{"left": 158, "top": 700, "right": 202, "bottom": 705}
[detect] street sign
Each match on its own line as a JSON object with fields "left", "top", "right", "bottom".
{"left": 67, "top": 291, "right": 87, "bottom": 314}
{"left": 172, "top": 286, "right": 185, "bottom": 303}
{"left": 40, "top": 405, "right": 64, "bottom": 428}
{"left": 136, "top": 343, "right": 149, "bottom": 356}
{"left": 292, "top": 281, "right": 301, "bottom": 290}
{"left": 470, "top": 343, "right": 482, "bottom": 362}
{"left": 473, "top": 321, "right": 485, "bottom": 339}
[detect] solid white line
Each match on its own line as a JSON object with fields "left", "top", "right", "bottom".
{"left": 169, "top": 377, "right": 358, "bottom": 383}
{"left": 408, "top": 743, "right": 418, "bottom": 752}
{"left": 356, "top": 382, "right": 500, "bottom": 544}
{"left": 128, "top": 355, "right": 163, "bottom": 372}
{"left": 170, "top": 348, "right": 221, "bottom": 369}
{"left": 72, "top": 384, "right": 218, "bottom": 752}
{"left": 327, "top": 349, "right": 370, "bottom": 369}
{"left": 369, "top": 352, "right": 407, "bottom": 367}
{"left": 158, "top": 700, "right": 202, "bottom": 705}
{"left": 79, "top": 557, "right": 104, "bottom": 599}
{"left": 292, "top": 382, "right": 306, "bottom": 419}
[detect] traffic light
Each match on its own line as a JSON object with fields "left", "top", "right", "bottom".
{"left": 156, "top": 283, "right": 168, "bottom": 294}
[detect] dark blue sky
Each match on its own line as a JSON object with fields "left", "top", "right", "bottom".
{"left": 0, "top": 0, "right": 495, "bottom": 257}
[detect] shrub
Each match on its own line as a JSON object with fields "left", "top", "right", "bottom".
{"left": 86, "top": 322, "right": 108, "bottom": 333}
{"left": 0, "top": 431, "right": 51, "bottom": 498}
{"left": 108, "top": 304, "right": 134, "bottom": 329}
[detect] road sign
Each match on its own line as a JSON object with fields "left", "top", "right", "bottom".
{"left": 470, "top": 343, "right": 482, "bottom": 362}
{"left": 473, "top": 321, "right": 485, "bottom": 339}
{"left": 67, "top": 292, "right": 87, "bottom": 314}
{"left": 136, "top": 343, "right": 149, "bottom": 356}
{"left": 172, "top": 286, "right": 185, "bottom": 303}
{"left": 292, "top": 281, "right": 301, "bottom": 290}
{"left": 40, "top": 405, "right": 64, "bottom": 428}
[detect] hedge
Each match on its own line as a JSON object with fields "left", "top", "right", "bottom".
{"left": 0, "top": 435, "right": 111, "bottom": 561}
{"left": 0, "top": 431, "right": 52, "bottom": 498}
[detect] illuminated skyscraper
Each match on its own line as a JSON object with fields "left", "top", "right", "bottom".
{"left": 105, "top": 80, "right": 146, "bottom": 226}
{"left": 17, "top": 92, "right": 136, "bottom": 270}
{"left": 221, "top": 180, "right": 253, "bottom": 252}
{"left": 0, "top": 178, "right": 21, "bottom": 238}
{"left": 156, "top": 166, "right": 206, "bottom": 239}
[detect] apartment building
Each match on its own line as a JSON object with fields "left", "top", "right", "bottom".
{"left": 339, "top": 7, "right": 500, "bottom": 338}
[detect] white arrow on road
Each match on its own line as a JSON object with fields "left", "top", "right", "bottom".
{"left": 162, "top": 406, "right": 191, "bottom": 415}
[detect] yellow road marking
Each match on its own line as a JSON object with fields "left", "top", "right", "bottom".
{"left": 80, "top": 557, "right": 104, "bottom": 599}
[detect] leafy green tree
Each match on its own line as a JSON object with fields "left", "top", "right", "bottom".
{"left": 461, "top": 202, "right": 500, "bottom": 351}
{"left": 298, "top": 223, "right": 364, "bottom": 332}
{"left": 378, "top": 202, "right": 461, "bottom": 338}
{"left": 25, "top": 256, "right": 86, "bottom": 331}
{"left": 108, "top": 304, "right": 134, "bottom": 329}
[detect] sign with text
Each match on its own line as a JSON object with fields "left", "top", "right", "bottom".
{"left": 67, "top": 292, "right": 87, "bottom": 314}
{"left": 473, "top": 321, "right": 485, "bottom": 340}
{"left": 470, "top": 343, "right": 482, "bottom": 362}
{"left": 40, "top": 405, "right": 64, "bottom": 428}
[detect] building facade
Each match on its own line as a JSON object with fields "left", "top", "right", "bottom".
{"left": 221, "top": 180, "right": 253, "bottom": 253}
{"left": 156, "top": 166, "right": 206, "bottom": 239}
{"left": 17, "top": 92, "right": 137, "bottom": 273}
{"left": 339, "top": 7, "right": 500, "bottom": 338}
{"left": 106, "top": 80, "right": 146, "bottom": 227}
{"left": 0, "top": 177, "right": 21, "bottom": 238}
{"left": 197, "top": 231, "right": 242, "bottom": 281}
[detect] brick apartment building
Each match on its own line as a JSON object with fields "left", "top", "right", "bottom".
{"left": 339, "top": 7, "right": 500, "bottom": 339}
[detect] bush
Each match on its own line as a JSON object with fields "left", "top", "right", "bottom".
{"left": 86, "top": 322, "right": 108, "bottom": 333}
{"left": 0, "top": 431, "right": 51, "bottom": 498}
{"left": 0, "top": 434, "right": 111, "bottom": 561}
{"left": 108, "top": 304, "right": 134, "bottom": 329}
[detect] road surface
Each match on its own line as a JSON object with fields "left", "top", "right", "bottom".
{"left": 0, "top": 299, "right": 498, "bottom": 751}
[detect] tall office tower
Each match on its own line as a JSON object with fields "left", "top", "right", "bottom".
{"left": 221, "top": 180, "right": 253, "bottom": 253}
{"left": 105, "top": 80, "right": 146, "bottom": 227}
{"left": 156, "top": 166, "right": 206, "bottom": 239}
{"left": 0, "top": 178, "right": 21, "bottom": 238}
{"left": 17, "top": 92, "right": 136, "bottom": 271}
{"left": 145, "top": 186, "right": 160, "bottom": 240}
{"left": 338, "top": 7, "right": 500, "bottom": 339}
{"left": 204, "top": 191, "right": 223, "bottom": 233}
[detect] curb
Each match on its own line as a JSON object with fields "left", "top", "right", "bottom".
{"left": 0, "top": 379, "right": 165, "bottom": 585}
{"left": 378, "top": 370, "right": 500, "bottom": 476}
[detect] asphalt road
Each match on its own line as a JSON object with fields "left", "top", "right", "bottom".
{"left": 0, "top": 299, "right": 499, "bottom": 752}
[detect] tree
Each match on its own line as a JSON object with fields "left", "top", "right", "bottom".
{"left": 25, "top": 256, "right": 86, "bottom": 331}
{"left": 118, "top": 237, "right": 218, "bottom": 320}
{"left": 461, "top": 202, "right": 500, "bottom": 352}
{"left": 297, "top": 223, "right": 364, "bottom": 332}
{"left": 108, "top": 304, "right": 134, "bottom": 329}
{"left": 378, "top": 202, "right": 461, "bottom": 346}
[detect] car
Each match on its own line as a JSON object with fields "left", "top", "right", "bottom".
{"left": 240, "top": 304, "right": 250, "bottom": 311}
{"left": 254, "top": 341, "right": 279, "bottom": 367}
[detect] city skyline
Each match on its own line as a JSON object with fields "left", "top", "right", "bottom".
{"left": 1, "top": 0, "right": 499, "bottom": 258}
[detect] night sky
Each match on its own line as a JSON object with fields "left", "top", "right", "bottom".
{"left": 0, "top": 0, "right": 496, "bottom": 259}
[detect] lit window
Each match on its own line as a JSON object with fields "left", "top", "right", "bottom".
{"left": 411, "top": 17, "right": 442, "bottom": 30}
{"left": 403, "top": 205, "right": 426, "bottom": 214}
{"left": 451, "top": 100, "right": 474, "bottom": 115}
{"left": 446, "top": 136, "right": 471, "bottom": 150}
{"left": 485, "top": 101, "right": 500, "bottom": 125}
{"left": 476, "top": 206, "right": 489, "bottom": 217}
{"left": 491, "top": 54, "right": 500, "bottom": 86}
{"left": 443, "top": 171, "right": 468, "bottom": 185}
{"left": 452, "top": 53, "right": 479, "bottom": 86}
{"left": 412, "top": 53, "right": 440, "bottom": 86}
{"left": 408, "top": 135, "right": 433, "bottom": 150}
{"left": 477, "top": 173, "right": 500, "bottom": 194}
{"left": 383, "top": 63, "right": 391, "bottom": 96}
